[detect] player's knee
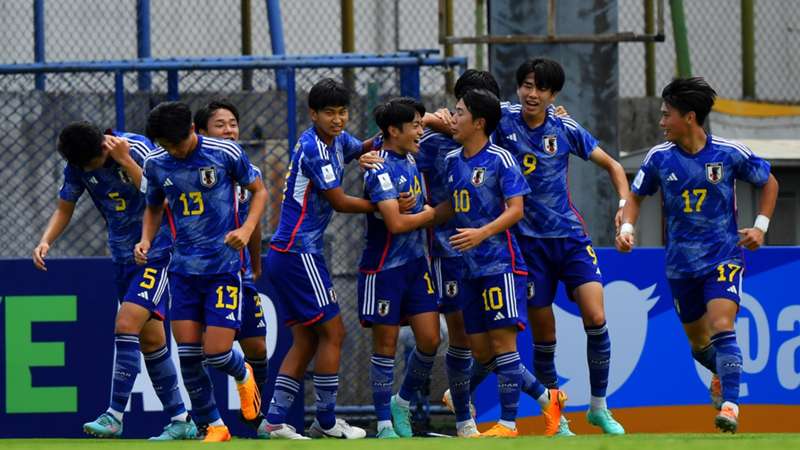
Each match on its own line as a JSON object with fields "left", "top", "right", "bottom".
{"left": 417, "top": 333, "right": 441, "bottom": 355}
{"left": 114, "top": 313, "right": 143, "bottom": 335}
{"left": 582, "top": 311, "right": 606, "bottom": 328}
{"left": 241, "top": 339, "right": 267, "bottom": 360}
{"left": 139, "top": 328, "right": 166, "bottom": 352}
{"left": 709, "top": 317, "right": 734, "bottom": 335}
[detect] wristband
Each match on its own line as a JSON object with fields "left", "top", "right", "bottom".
{"left": 754, "top": 215, "right": 770, "bottom": 233}
{"left": 620, "top": 222, "right": 634, "bottom": 236}
{"left": 618, "top": 199, "right": 627, "bottom": 209}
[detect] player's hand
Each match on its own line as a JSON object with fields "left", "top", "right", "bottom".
{"left": 134, "top": 240, "right": 150, "bottom": 265}
{"left": 104, "top": 135, "right": 131, "bottom": 163}
{"left": 615, "top": 232, "right": 635, "bottom": 253}
{"left": 450, "top": 227, "right": 489, "bottom": 251}
{"left": 614, "top": 208, "right": 624, "bottom": 232}
{"left": 434, "top": 108, "right": 454, "bottom": 126}
{"left": 737, "top": 227, "right": 764, "bottom": 250}
{"left": 398, "top": 192, "right": 416, "bottom": 213}
{"left": 554, "top": 105, "right": 569, "bottom": 117}
{"left": 224, "top": 227, "right": 252, "bottom": 250}
{"left": 359, "top": 151, "right": 384, "bottom": 171}
{"left": 32, "top": 242, "right": 50, "bottom": 271}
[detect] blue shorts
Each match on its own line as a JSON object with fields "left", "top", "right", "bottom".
{"left": 668, "top": 262, "right": 744, "bottom": 323}
{"left": 237, "top": 279, "right": 266, "bottom": 339}
{"left": 462, "top": 272, "right": 527, "bottom": 334}
{"left": 169, "top": 271, "right": 243, "bottom": 329}
{"left": 114, "top": 259, "right": 170, "bottom": 320}
{"left": 266, "top": 250, "right": 339, "bottom": 327}
{"left": 358, "top": 257, "right": 438, "bottom": 327}
{"left": 432, "top": 256, "right": 468, "bottom": 314}
{"left": 518, "top": 235, "right": 603, "bottom": 308}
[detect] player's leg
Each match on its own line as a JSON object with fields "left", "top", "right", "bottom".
{"left": 371, "top": 323, "right": 401, "bottom": 438}
{"left": 238, "top": 284, "right": 268, "bottom": 400}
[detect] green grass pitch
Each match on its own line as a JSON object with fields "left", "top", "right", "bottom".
{"left": 3, "top": 434, "right": 800, "bottom": 450}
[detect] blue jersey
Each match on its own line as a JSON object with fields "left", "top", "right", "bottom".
{"left": 445, "top": 142, "right": 530, "bottom": 278}
{"left": 58, "top": 131, "right": 172, "bottom": 264}
{"left": 236, "top": 164, "right": 263, "bottom": 281}
{"left": 359, "top": 149, "right": 427, "bottom": 272}
{"left": 632, "top": 135, "right": 771, "bottom": 278}
{"left": 142, "top": 135, "right": 258, "bottom": 275}
{"left": 492, "top": 106, "right": 598, "bottom": 238}
{"left": 270, "top": 127, "right": 362, "bottom": 255}
{"left": 416, "top": 129, "right": 462, "bottom": 258}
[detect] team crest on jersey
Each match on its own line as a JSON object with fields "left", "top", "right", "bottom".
{"left": 527, "top": 282, "right": 535, "bottom": 299}
{"left": 705, "top": 163, "right": 723, "bottom": 184}
{"left": 377, "top": 299, "right": 390, "bottom": 317}
{"left": 445, "top": 281, "right": 458, "bottom": 298}
{"left": 543, "top": 135, "right": 558, "bottom": 155}
{"left": 199, "top": 167, "right": 217, "bottom": 188}
{"left": 328, "top": 287, "right": 338, "bottom": 303}
{"left": 118, "top": 168, "right": 132, "bottom": 184}
{"left": 471, "top": 167, "right": 486, "bottom": 186}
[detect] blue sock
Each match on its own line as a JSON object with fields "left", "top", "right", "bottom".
{"left": 445, "top": 346, "right": 473, "bottom": 422}
{"left": 178, "top": 344, "right": 220, "bottom": 425}
{"left": 398, "top": 347, "right": 435, "bottom": 402}
{"left": 143, "top": 345, "right": 186, "bottom": 419}
{"left": 586, "top": 322, "right": 611, "bottom": 398}
{"left": 519, "top": 363, "right": 547, "bottom": 399}
{"left": 313, "top": 373, "right": 338, "bottom": 429}
{"left": 246, "top": 356, "right": 269, "bottom": 393}
{"left": 533, "top": 340, "right": 558, "bottom": 389}
{"left": 267, "top": 374, "right": 301, "bottom": 425}
{"left": 711, "top": 331, "right": 742, "bottom": 404}
{"left": 205, "top": 348, "right": 247, "bottom": 381}
{"left": 371, "top": 354, "right": 395, "bottom": 421}
{"left": 495, "top": 352, "right": 523, "bottom": 424}
{"left": 109, "top": 334, "right": 141, "bottom": 415}
{"left": 469, "top": 357, "right": 497, "bottom": 394}
{"left": 692, "top": 344, "right": 718, "bottom": 374}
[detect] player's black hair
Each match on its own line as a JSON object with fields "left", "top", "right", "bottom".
{"left": 454, "top": 69, "right": 500, "bottom": 100}
{"left": 194, "top": 98, "right": 240, "bottom": 132}
{"left": 462, "top": 89, "right": 501, "bottom": 136}
{"left": 146, "top": 101, "right": 193, "bottom": 145}
{"left": 373, "top": 97, "right": 425, "bottom": 136}
{"left": 308, "top": 78, "right": 350, "bottom": 111}
{"left": 515, "top": 58, "right": 565, "bottom": 92}
{"left": 57, "top": 121, "right": 105, "bottom": 168}
{"left": 661, "top": 77, "right": 717, "bottom": 126}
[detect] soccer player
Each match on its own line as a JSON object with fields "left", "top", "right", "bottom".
{"left": 263, "top": 78, "right": 372, "bottom": 440}
{"left": 194, "top": 99, "right": 269, "bottom": 434}
{"left": 491, "top": 58, "right": 629, "bottom": 435}
{"left": 358, "top": 98, "right": 438, "bottom": 439}
{"left": 432, "top": 89, "right": 560, "bottom": 437}
{"left": 136, "top": 101, "right": 266, "bottom": 442}
{"left": 617, "top": 77, "right": 778, "bottom": 433}
{"left": 32, "top": 122, "right": 194, "bottom": 440}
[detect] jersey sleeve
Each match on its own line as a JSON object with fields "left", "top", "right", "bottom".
{"left": 142, "top": 159, "right": 165, "bottom": 206}
{"left": 341, "top": 131, "right": 364, "bottom": 164}
{"left": 562, "top": 118, "right": 598, "bottom": 160}
{"left": 126, "top": 136, "right": 154, "bottom": 167}
{"left": 300, "top": 141, "right": 341, "bottom": 191}
{"left": 58, "top": 165, "right": 84, "bottom": 203}
{"left": 363, "top": 166, "right": 399, "bottom": 203}
{"left": 499, "top": 157, "right": 531, "bottom": 199}
{"left": 225, "top": 143, "right": 258, "bottom": 187}
{"left": 733, "top": 145, "right": 771, "bottom": 187}
{"left": 631, "top": 154, "right": 660, "bottom": 196}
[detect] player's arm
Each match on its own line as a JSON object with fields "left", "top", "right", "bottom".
{"left": 105, "top": 135, "right": 144, "bottom": 189}
{"left": 376, "top": 199, "right": 434, "bottom": 234}
{"left": 430, "top": 199, "right": 455, "bottom": 227}
{"left": 450, "top": 195, "right": 524, "bottom": 251}
{"left": 225, "top": 178, "right": 267, "bottom": 250}
{"left": 616, "top": 193, "right": 644, "bottom": 253}
{"left": 589, "top": 147, "right": 630, "bottom": 229}
{"left": 321, "top": 187, "right": 375, "bottom": 213}
{"left": 136, "top": 202, "right": 164, "bottom": 265}
{"left": 738, "top": 173, "right": 779, "bottom": 250}
{"left": 32, "top": 199, "right": 76, "bottom": 271}
{"left": 247, "top": 220, "right": 263, "bottom": 280}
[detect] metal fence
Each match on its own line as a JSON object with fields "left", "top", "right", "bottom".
{"left": 0, "top": 54, "right": 465, "bottom": 409}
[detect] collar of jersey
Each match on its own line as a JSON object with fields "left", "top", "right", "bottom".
{"left": 674, "top": 133, "right": 712, "bottom": 159}
{"left": 460, "top": 140, "right": 491, "bottom": 161}
{"left": 381, "top": 148, "right": 408, "bottom": 160}
{"left": 515, "top": 109, "right": 552, "bottom": 133}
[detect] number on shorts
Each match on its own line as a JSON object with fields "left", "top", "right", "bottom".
{"left": 716, "top": 263, "right": 742, "bottom": 283}
{"left": 139, "top": 268, "right": 158, "bottom": 289}
{"left": 482, "top": 286, "right": 504, "bottom": 311}
{"left": 215, "top": 285, "right": 239, "bottom": 310}
{"left": 423, "top": 272, "right": 434, "bottom": 294}
{"left": 586, "top": 245, "right": 598, "bottom": 265}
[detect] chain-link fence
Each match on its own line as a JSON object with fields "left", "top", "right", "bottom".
{"left": 0, "top": 56, "right": 463, "bottom": 410}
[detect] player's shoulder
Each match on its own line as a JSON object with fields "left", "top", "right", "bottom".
{"left": 143, "top": 147, "right": 169, "bottom": 168}
{"left": 250, "top": 163, "right": 263, "bottom": 177}
{"left": 642, "top": 141, "right": 676, "bottom": 166}
{"left": 202, "top": 136, "right": 245, "bottom": 160}
{"left": 709, "top": 135, "right": 754, "bottom": 159}
{"left": 297, "top": 128, "right": 331, "bottom": 160}
{"left": 444, "top": 147, "right": 463, "bottom": 161}
{"left": 486, "top": 143, "right": 517, "bottom": 168}
{"left": 550, "top": 110, "right": 583, "bottom": 132}
{"left": 500, "top": 101, "right": 522, "bottom": 113}
{"left": 365, "top": 150, "right": 391, "bottom": 178}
